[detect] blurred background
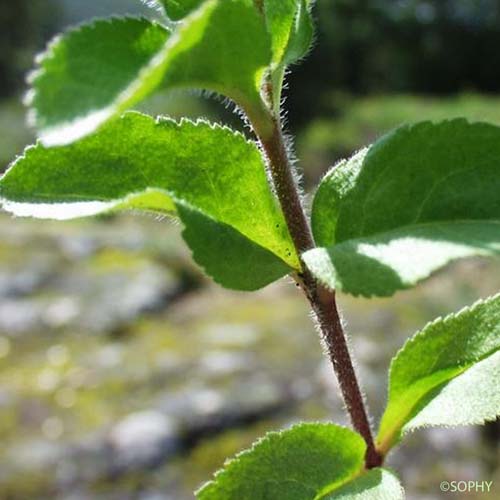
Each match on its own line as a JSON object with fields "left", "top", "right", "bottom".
{"left": 0, "top": 1, "right": 499, "bottom": 498}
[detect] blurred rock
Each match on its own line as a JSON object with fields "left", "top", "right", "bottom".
{"left": 156, "top": 386, "right": 226, "bottom": 425}
{"left": 43, "top": 297, "right": 80, "bottom": 328}
{"left": 156, "top": 374, "right": 297, "bottom": 439}
{"left": 9, "top": 439, "right": 64, "bottom": 470}
{"left": 94, "top": 344, "right": 125, "bottom": 369}
{"left": 426, "top": 427, "right": 477, "bottom": 453}
{"left": 108, "top": 411, "right": 180, "bottom": 470}
{"left": 197, "top": 350, "right": 256, "bottom": 377}
{"left": 57, "top": 234, "right": 100, "bottom": 259}
{"left": 202, "top": 323, "right": 261, "bottom": 347}
{"left": 0, "top": 267, "right": 48, "bottom": 298}
{"left": 78, "top": 265, "right": 180, "bottom": 334}
{"left": 139, "top": 492, "right": 177, "bottom": 500}
{"left": 0, "top": 299, "right": 45, "bottom": 336}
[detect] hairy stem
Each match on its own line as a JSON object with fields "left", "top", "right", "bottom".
{"left": 254, "top": 112, "right": 382, "bottom": 469}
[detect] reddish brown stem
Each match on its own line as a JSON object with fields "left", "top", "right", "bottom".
{"left": 256, "top": 115, "right": 382, "bottom": 469}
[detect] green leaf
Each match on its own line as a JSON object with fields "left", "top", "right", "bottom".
{"left": 165, "top": 0, "right": 315, "bottom": 68}
{"left": 281, "top": 0, "right": 314, "bottom": 66}
{"left": 161, "top": 0, "right": 271, "bottom": 118}
{"left": 377, "top": 293, "right": 500, "bottom": 454}
{"left": 158, "top": 0, "right": 315, "bottom": 69}
{"left": 263, "top": 0, "right": 297, "bottom": 64}
{"left": 28, "top": 17, "right": 170, "bottom": 146}
{"left": 323, "top": 469, "right": 404, "bottom": 500}
{"left": 157, "top": 0, "right": 205, "bottom": 20}
{"left": 196, "top": 423, "right": 367, "bottom": 500}
{"left": 30, "top": 1, "right": 272, "bottom": 146}
{"left": 305, "top": 120, "right": 500, "bottom": 297}
{"left": 0, "top": 112, "right": 299, "bottom": 290}
{"left": 264, "top": 0, "right": 313, "bottom": 66}
{"left": 177, "top": 202, "right": 293, "bottom": 290}
{"left": 264, "top": 0, "right": 314, "bottom": 111}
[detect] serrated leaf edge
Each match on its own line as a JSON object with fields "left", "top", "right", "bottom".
{"left": 26, "top": 17, "right": 171, "bottom": 146}
{"left": 195, "top": 422, "right": 365, "bottom": 498}
{"left": 377, "top": 292, "right": 500, "bottom": 453}
{"left": 1, "top": 111, "right": 299, "bottom": 270}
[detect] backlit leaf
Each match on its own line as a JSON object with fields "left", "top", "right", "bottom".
{"left": 28, "top": 17, "right": 170, "bottom": 146}
{"left": 160, "top": 0, "right": 271, "bottom": 122}
{"left": 29, "top": 1, "right": 272, "bottom": 145}
{"left": 0, "top": 112, "right": 299, "bottom": 289}
{"left": 264, "top": 0, "right": 313, "bottom": 66}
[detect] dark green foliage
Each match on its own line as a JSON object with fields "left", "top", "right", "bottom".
{"left": 197, "top": 423, "right": 367, "bottom": 499}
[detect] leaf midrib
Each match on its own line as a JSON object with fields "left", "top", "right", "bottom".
{"left": 314, "top": 468, "right": 364, "bottom": 500}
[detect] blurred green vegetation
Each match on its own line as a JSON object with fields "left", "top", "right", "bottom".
{"left": 297, "top": 92, "right": 500, "bottom": 181}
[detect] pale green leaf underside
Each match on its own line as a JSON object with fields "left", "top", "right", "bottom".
{"left": 377, "top": 294, "right": 500, "bottom": 453}
{"left": 303, "top": 221, "right": 500, "bottom": 297}
{"left": 307, "top": 120, "right": 500, "bottom": 297}
{"left": 264, "top": 0, "right": 298, "bottom": 64}
{"left": 30, "top": 1, "right": 271, "bottom": 146}
{"left": 323, "top": 469, "right": 404, "bottom": 500}
{"left": 0, "top": 112, "right": 299, "bottom": 290}
{"left": 196, "top": 423, "right": 367, "bottom": 500}
{"left": 404, "top": 351, "right": 500, "bottom": 431}
{"left": 281, "top": 0, "right": 314, "bottom": 66}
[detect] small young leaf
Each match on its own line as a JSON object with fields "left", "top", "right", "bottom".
{"left": 322, "top": 468, "right": 404, "bottom": 500}
{"left": 264, "top": 0, "right": 314, "bottom": 66}
{"left": 196, "top": 423, "right": 367, "bottom": 500}
{"left": 264, "top": 0, "right": 314, "bottom": 110}
{"left": 29, "top": 17, "right": 170, "bottom": 146}
{"left": 282, "top": 0, "right": 314, "bottom": 66}
{"left": 159, "top": 0, "right": 315, "bottom": 68}
{"left": 305, "top": 120, "right": 500, "bottom": 297}
{"left": 0, "top": 112, "right": 299, "bottom": 289}
{"left": 264, "top": 0, "right": 297, "bottom": 63}
{"left": 377, "top": 293, "right": 500, "bottom": 454}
